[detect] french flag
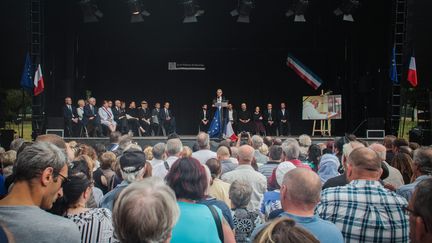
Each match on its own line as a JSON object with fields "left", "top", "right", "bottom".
{"left": 225, "top": 121, "right": 238, "bottom": 142}
{"left": 286, "top": 54, "right": 323, "bottom": 90}
{"left": 34, "top": 64, "right": 45, "bottom": 96}
{"left": 407, "top": 56, "right": 418, "bottom": 87}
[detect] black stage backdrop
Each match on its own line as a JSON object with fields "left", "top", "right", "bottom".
{"left": 2, "top": 0, "right": 405, "bottom": 135}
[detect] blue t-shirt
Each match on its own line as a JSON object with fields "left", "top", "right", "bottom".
{"left": 198, "top": 197, "right": 235, "bottom": 229}
{"left": 260, "top": 190, "right": 281, "bottom": 217}
{"left": 171, "top": 201, "right": 223, "bottom": 243}
{"left": 280, "top": 212, "right": 344, "bottom": 243}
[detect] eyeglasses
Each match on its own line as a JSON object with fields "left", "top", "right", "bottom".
{"left": 57, "top": 173, "right": 70, "bottom": 187}
{"left": 404, "top": 206, "right": 429, "bottom": 232}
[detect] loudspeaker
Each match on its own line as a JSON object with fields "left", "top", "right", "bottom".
{"left": 0, "top": 129, "right": 15, "bottom": 150}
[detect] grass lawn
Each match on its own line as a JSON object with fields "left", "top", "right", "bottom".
{"left": 4, "top": 121, "right": 33, "bottom": 141}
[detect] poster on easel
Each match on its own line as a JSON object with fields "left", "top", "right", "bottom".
{"left": 302, "top": 95, "right": 342, "bottom": 120}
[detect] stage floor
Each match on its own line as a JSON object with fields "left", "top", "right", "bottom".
{"left": 65, "top": 135, "right": 383, "bottom": 149}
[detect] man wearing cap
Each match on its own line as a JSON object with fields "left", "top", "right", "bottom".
{"left": 397, "top": 147, "right": 432, "bottom": 201}
{"left": 100, "top": 149, "right": 147, "bottom": 211}
{"left": 316, "top": 147, "right": 409, "bottom": 242}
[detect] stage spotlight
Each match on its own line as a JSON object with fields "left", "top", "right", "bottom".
{"left": 285, "top": 0, "right": 309, "bottom": 22}
{"left": 230, "top": 0, "right": 254, "bottom": 23}
{"left": 128, "top": 0, "right": 150, "bottom": 23}
{"left": 334, "top": 0, "right": 360, "bottom": 22}
{"left": 179, "top": 0, "right": 204, "bottom": 23}
{"left": 79, "top": 0, "right": 103, "bottom": 23}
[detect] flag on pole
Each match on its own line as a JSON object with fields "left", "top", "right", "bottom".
{"left": 407, "top": 56, "right": 418, "bottom": 87}
{"left": 33, "top": 64, "right": 45, "bottom": 96}
{"left": 208, "top": 108, "right": 221, "bottom": 138}
{"left": 20, "top": 53, "right": 34, "bottom": 91}
{"left": 225, "top": 121, "right": 238, "bottom": 141}
{"left": 286, "top": 54, "right": 323, "bottom": 90}
{"left": 389, "top": 46, "right": 399, "bottom": 84}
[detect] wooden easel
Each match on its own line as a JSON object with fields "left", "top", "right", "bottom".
{"left": 312, "top": 90, "right": 331, "bottom": 136}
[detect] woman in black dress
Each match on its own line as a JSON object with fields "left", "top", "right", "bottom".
{"left": 238, "top": 103, "right": 253, "bottom": 133}
{"left": 253, "top": 106, "right": 266, "bottom": 136}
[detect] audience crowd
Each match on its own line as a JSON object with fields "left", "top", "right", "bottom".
{"left": 0, "top": 131, "right": 431, "bottom": 243}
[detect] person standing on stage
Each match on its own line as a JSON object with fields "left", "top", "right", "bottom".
{"left": 263, "top": 103, "right": 277, "bottom": 136}
{"left": 160, "top": 102, "right": 176, "bottom": 135}
{"left": 199, "top": 104, "right": 210, "bottom": 133}
{"left": 138, "top": 100, "right": 151, "bottom": 136}
{"left": 238, "top": 103, "right": 252, "bottom": 133}
{"left": 63, "top": 97, "right": 79, "bottom": 137}
{"left": 212, "top": 89, "right": 228, "bottom": 136}
{"left": 226, "top": 103, "right": 238, "bottom": 133}
{"left": 278, "top": 102, "right": 291, "bottom": 136}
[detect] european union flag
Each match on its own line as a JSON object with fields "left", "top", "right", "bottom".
{"left": 20, "top": 53, "right": 34, "bottom": 91}
{"left": 208, "top": 107, "right": 221, "bottom": 138}
{"left": 390, "top": 46, "right": 398, "bottom": 84}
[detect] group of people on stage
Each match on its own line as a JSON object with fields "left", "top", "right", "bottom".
{"left": 200, "top": 89, "right": 292, "bottom": 136}
{"left": 63, "top": 97, "right": 176, "bottom": 137}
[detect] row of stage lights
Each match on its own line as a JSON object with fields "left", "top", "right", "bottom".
{"left": 80, "top": 0, "right": 360, "bottom": 24}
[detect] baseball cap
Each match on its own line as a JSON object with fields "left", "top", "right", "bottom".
{"left": 120, "top": 149, "right": 146, "bottom": 173}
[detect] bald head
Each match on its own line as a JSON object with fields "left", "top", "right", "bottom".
{"left": 281, "top": 168, "right": 321, "bottom": 209}
{"left": 347, "top": 147, "right": 382, "bottom": 181}
{"left": 369, "top": 143, "right": 386, "bottom": 161}
{"left": 237, "top": 145, "right": 255, "bottom": 165}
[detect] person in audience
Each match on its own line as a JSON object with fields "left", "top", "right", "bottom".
{"left": 54, "top": 159, "right": 115, "bottom": 243}
{"left": 138, "top": 100, "right": 151, "bottom": 136}
{"left": 149, "top": 142, "right": 166, "bottom": 167}
{"left": 226, "top": 103, "right": 238, "bottom": 133}
{"left": 200, "top": 104, "right": 211, "bottom": 133}
{"left": 206, "top": 158, "right": 232, "bottom": 207}
{"left": 151, "top": 102, "right": 162, "bottom": 136}
{"left": 0, "top": 142, "right": 81, "bottom": 242}
{"left": 153, "top": 138, "right": 183, "bottom": 178}
{"left": 253, "top": 106, "right": 266, "bottom": 136}
{"left": 303, "top": 144, "right": 321, "bottom": 171}
{"left": 238, "top": 103, "right": 253, "bottom": 134}
{"left": 192, "top": 132, "right": 217, "bottom": 164}
{"left": 281, "top": 138, "right": 311, "bottom": 170}
{"left": 126, "top": 101, "right": 141, "bottom": 136}
{"left": 259, "top": 145, "right": 283, "bottom": 179}
{"left": 229, "top": 180, "right": 263, "bottom": 243}
{"left": 93, "top": 152, "right": 116, "bottom": 195}
{"left": 369, "top": 143, "right": 404, "bottom": 189}
{"left": 230, "top": 146, "right": 240, "bottom": 164}
{"left": 392, "top": 152, "right": 414, "bottom": 184}
{"left": 98, "top": 100, "right": 117, "bottom": 134}
{"left": 407, "top": 177, "right": 432, "bottom": 243}
{"left": 261, "top": 161, "right": 296, "bottom": 219}
{"left": 322, "top": 141, "right": 365, "bottom": 189}
{"left": 113, "top": 177, "right": 180, "bottom": 243}
{"left": 298, "top": 134, "right": 312, "bottom": 161}
{"left": 318, "top": 153, "right": 340, "bottom": 184}
{"left": 143, "top": 146, "right": 153, "bottom": 161}
{"left": 397, "top": 147, "right": 432, "bottom": 201}
{"left": 316, "top": 147, "right": 409, "bottom": 242}
{"left": 199, "top": 165, "right": 235, "bottom": 229}
{"left": 253, "top": 217, "right": 319, "bottom": 243}
{"left": 393, "top": 137, "right": 409, "bottom": 154}
{"left": 106, "top": 131, "right": 121, "bottom": 151}
{"left": 181, "top": 146, "right": 193, "bottom": 158}
{"left": 400, "top": 145, "right": 414, "bottom": 158}
{"left": 251, "top": 135, "right": 268, "bottom": 165}
{"left": 277, "top": 102, "right": 290, "bottom": 136}
{"left": 217, "top": 146, "right": 237, "bottom": 175}
{"left": 63, "top": 97, "right": 79, "bottom": 137}
{"left": 83, "top": 97, "right": 103, "bottom": 137}
{"left": 0, "top": 150, "right": 16, "bottom": 178}
{"left": 160, "top": 102, "right": 176, "bottom": 135}
{"left": 383, "top": 135, "right": 396, "bottom": 162}
{"left": 409, "top": 142, "right": 420, "bottom": 151}
{"left": 222, "top": 145, "right": 267, "bottom": 211}
{"left": 166, "top": 157, "right": 235, "bottom": 243}
{"left": 9, "top": 138, "right": 25, "bottom": 152}
{"left": 259, "top": 168, "right": 344, "bottom": 243}
{"left": 36, "top": 134, "right": 75, "bottom": 162}
{"left": 259, "top": 144, "right": 269, "bottom": 157}
{"left": 100, "top": 149, "right": 147, "bottom": 211}
{"left": 263, "top": 103, "right": 276, "bottom": 136}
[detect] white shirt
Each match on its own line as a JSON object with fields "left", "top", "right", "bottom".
{"left": 221, "top": 164, "right": 267, "bottom": 211}
{"left": 228, "top": 110, "right": 233, "bottom": 121}
{"left": 302, "top": 102, "right": 327, "bottom": 120}
{"left": 152, "top": 156, "right": 179, "bottom": 179}
{"left": 192, "top": 149, "right": 217, "bottom": 164}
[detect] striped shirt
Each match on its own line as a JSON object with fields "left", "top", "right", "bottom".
{"left": 258, "top": 161, "right": 279, "bottom": 179}
{"left": 316, "top": 180, "right": 409, "bottom": 243}
{"left": 66, "top": 208, "right": 116, "bottom": 243}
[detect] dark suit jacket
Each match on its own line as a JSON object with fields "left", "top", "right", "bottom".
{"left": 83, "top": 104, "right": 100, "bottom": 125}
{"left": 159, "top": 108, "right": 174, "bottom": 122}
{"left": 138, "top": 108, "right": 152, "bottom": 120}
{"left": 263, "top": 109, "right": 276, "bottom": 124}
{"left": 278, "top": 109, "right": 289, "bottom": 122}
{"left": 112, "top": 106, "right": 123, "bottom": 122}
{"left": 63, "top": 105, "right": 78, "bottom": 122}
{"left": 200, "top": 109, "right": 211, "bottom": 122}
{"left": 151, "top": 108, "right": 161, "bottom": 124}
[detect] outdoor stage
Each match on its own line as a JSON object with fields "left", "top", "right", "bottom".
{"left": 64, "top": 136, "right": 383, "bottom": 149}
